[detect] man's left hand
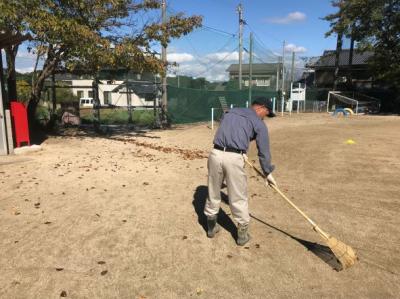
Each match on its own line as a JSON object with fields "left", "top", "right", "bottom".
{"left": 266, "top": 173, "right": 277, "bottom": 187}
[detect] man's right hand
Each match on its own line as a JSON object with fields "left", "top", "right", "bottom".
{"left": 266, "top": 173, "right": 277, "bottom": 187}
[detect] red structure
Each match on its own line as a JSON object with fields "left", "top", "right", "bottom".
{"left": 10, "top": 101, "right": 30, "bottom": 147}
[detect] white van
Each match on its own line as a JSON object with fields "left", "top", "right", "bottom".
{"left": 79, "top": 98, "right": 94, "bottom": 108}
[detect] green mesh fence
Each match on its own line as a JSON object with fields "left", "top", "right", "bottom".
{"left": 167, "top": 86, "right": 277, "bottom": 124}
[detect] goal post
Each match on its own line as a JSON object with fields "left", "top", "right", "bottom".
{"left": 327, "top": 91, "right": 359, "bottom": 115}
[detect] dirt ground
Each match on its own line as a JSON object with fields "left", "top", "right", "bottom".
{"left": 1, "top": 113, "right": 399, "bottom": 298}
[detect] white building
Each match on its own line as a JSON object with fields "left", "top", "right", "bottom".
{"left": 52, "top": 72, "right": 160, "bottom": 108}
{"left": 67, "top": 79, "right": 159, "bottom": 108}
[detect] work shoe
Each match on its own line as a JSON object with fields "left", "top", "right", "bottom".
{"left": 237, "top": 223, "right": 251, "bottom": 246}
{"left": 207, "top": 215, "right": 220, "bottom": 238}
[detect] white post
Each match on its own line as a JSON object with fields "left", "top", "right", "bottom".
{"left": 230, "top": 104, "right": 233, "bottom": 109}
{"left": 327, "top": 92, "right": 331, "bottom": 113}
{"left": 272, "top": 97, "right": 276, "bottom": 113}
{"left": 211, "top": 108, "right": 214, "bottom": 130}
{"left": 5, "top": 110, "right": 13, "bottom": 153}
{"left": 246, "top": 101, "right": 249, "bottom": 108}
{"left": 281, "top": 96, "right": 284, "bottom": 116}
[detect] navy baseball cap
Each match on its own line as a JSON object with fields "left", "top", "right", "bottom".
{"left": 252, "top": 97, "right": 276, "bottom": 117}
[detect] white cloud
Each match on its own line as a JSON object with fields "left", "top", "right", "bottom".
{"left": 16, "top": 51, "right": 36, "bottom": 59}
{"left": 16, "top": 67, "right": 34, "bottom": 73}
{"left": 265, "top": 12, "right": 306, "bottom": 24}
{"left": 205, "top": 51, "right": 248, "bottom": 62}
{"left": 206, "top": 51, "right": 238, "bottom": 61}
{"left": 285, "top": 43, "right": 307, "bottom": 53}
{"left": 167, "top": 52, "right": 194, "bottom": 63}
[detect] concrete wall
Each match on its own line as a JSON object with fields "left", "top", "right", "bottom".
{"left": 0, "top": 73, "right": 8, "bottom": 155}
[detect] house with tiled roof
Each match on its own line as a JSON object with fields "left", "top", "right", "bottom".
{"left": 308, "top": 49, "right": 374, "bottom": 89}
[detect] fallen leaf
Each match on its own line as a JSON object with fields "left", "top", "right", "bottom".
{"left": 101, "top": 270, "right": 108, "bottom": 276}
{"left": 44, "top": 221, "right": 52, "bottom": 225}
{"left": 97, "top": 261, "right": 106, "bottom": 265}
{"left": 182, "top": 235, "right": 188, "bottom": 240}
{"left": 55, "top": 268, "right": 64, "bottom": 271}
{"left": 60, "top": 290, "right": 67, "bottom": 297}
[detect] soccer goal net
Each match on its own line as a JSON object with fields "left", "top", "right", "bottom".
{"left": 327, "top": 91, "right": 380, "bottom": 114}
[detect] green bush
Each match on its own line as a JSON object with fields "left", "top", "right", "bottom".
{"left": 35, "top": 106, "right": 50, "bottom": 125}
{"left": 80, "top": 108, "right": 155, "bottom": 126}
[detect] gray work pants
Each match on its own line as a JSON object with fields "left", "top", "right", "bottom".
{"left": 204, "top": 149, "right": 249, "bottom": 225}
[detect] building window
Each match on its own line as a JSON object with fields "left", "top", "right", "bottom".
{"left": 77, "top": 90, "right": 84, "bottom": 98}
{"left": 88, "top": 90, "right": 94, "bottom": 98}
{"left": 144, "top": 94, "right": 154, "bottom": 102}
{"left": 103, "top": 91, "right": 112, "bottom": 105}
{"left": 256, "top": 79, "right": 271, "bottom": 87}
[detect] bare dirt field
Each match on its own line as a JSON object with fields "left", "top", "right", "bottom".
{"left": 1, "top": 114, "right": 400, "bottom": 298}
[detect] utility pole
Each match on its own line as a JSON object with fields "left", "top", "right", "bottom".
{"left": 248, "top": 32, "right": 253, "bottom": 103}
{"left": 161, "top": 0, "right": 167, "bottom": 111}
{"left": 176, "top": 65, "right": 180, "bottom": 88}
{"left": 51, "top": 72, "right": 56, "bottom": 115}
{"left": 281, "top": 41, "right": 286, "bottom": 116}
{"left": 282, "top": 40, "right": 286, "bottom": 93}
{"left": 237, "top": 3, "right": 244, "bottom": 90}
{"left": 348, "top": 29, "right": 354, "bottom": 89}
{"left": 290, "top": 51, "right": 295, "bottom": 84}
{"left": 276, "top": 56, "right": 280, "bottom": 92}
{"left": 333, "top": 32, "right": 343, "bottom": 91}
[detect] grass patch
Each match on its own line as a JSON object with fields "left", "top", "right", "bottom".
{"left": 80, "top": 108, "right": 156, "bottom": 126}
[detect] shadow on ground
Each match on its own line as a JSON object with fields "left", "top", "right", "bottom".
{"left": 250, "top": 214, "right": 342, "bottom": 271}
{"left": 56, "top": 125, "right": 161, "bottom": 140}
{"left": 192, "top": 185, "right": 341, "bottom": 271}
{"left": 193, "top": 185, "right": 237, "bottom": 241}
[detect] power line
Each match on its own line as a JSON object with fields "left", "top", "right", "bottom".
{"left": 182, "top": 30, "right": 237, "bottom": 67}
{"left": 166, "top": 5, "right": 236, "bottom": 38}
{"left": 202, "top": 25, "right": 236, "bottom": 37}
{"left": 193, "top": 46, "right": 239, "bottom": 78}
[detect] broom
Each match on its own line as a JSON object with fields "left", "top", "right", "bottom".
{"left": 243, "top": 155, "right": 358, "bottom": 270}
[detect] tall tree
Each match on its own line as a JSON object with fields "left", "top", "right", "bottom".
{"left": 0, "top": 1, "right": 30, "bottom": 101}
{"left": 324, "top": 0, "right": 400, "bottom": 111}
{"left": 0, "top": 0, "right": 202, "bottom": 127}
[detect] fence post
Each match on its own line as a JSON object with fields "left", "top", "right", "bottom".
{"left": 211, "top": 108, "right": 214, "bottom": 130}
{"left": 327, "top": 92, "right": 331, "bottom": 113}
{"left": 272, "top": 97, "right": 276, "bottom": 113}
{"left": 281, "top": 96, "right": 284, "bottom": 116}
{"left": 246, "top": 101, "right": 249, "bottom": 108}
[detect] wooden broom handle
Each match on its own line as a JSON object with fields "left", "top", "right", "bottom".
{"left": 243, "top": 156, "right": 330, "bottom": 240}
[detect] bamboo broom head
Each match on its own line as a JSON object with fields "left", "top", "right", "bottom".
{"left": 326, "top": 236, "right": 358, "bottom": 270}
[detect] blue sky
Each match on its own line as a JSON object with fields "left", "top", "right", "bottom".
{"left": 5, "top": 0, "right": 339, "bottom": 81}
{"left": 165, "top": 0, "right": 339, "bottom": 80}
{"left": 168, "top": 0, "right": 337, "bottom": 56}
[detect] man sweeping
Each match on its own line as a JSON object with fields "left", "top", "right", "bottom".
{"left": 204, "top": 97, "right": 276, "bottom": 246}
